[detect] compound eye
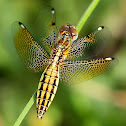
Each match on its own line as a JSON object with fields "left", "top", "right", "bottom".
{"left": 70, "top": 28, "right": 78, "bottom": 40}
{"left": 59, "top": 25, "right": 69, "bottom": 35}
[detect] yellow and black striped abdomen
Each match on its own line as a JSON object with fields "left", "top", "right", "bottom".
{"left": 36, "top": 63, "right": 59, "bottom": 119}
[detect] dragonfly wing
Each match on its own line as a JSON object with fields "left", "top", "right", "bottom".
{"left": 60, "top": 57, "right": 118, "bottom": 85}
{"left": 31, "top": 8, "right": 58, "bottom": 54}
{"left": 12, "top": 22, "right": 49, "bottom": 73}
{"left": 67, "top": 26, "right": 111, "bottom": 60}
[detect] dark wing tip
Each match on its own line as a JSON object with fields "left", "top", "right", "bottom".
{"left": 98, "top": 26, "right": 104, "bottom": 31}
{"left": 105, "top": 57, "right": 118, "bottom": 64}
{"left": 18, "top": 22, "right": 25, "bottom": 29}
{"left": 101, "top": 26, "right": 104, "bottom": 29}
{"left": 111, "top": 57, "right": 115, "bottom": 60}
{"left": 51, "top": 8, "right": 55, "bottom": 14}
{"left": 105, "top": 57, "right": 114, "bottom": 61}
{"left": 51, "top": 8, "right": 55, "bottom": 11}
{"left": 18, "top": 22, "right": 22, "bottom": 25}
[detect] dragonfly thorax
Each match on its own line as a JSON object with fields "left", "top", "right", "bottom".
{"left": 49, "top": 24, "right": 78, "bottom": 65}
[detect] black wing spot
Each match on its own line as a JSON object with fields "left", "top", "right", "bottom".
{"left": 52, "top": 22, "right": 55, "bottom": 26}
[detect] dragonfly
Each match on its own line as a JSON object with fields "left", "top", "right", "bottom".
{"left": 12, "top": 8, "right": 117, "bottom": 119}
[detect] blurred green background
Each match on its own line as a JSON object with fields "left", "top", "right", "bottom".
{"left": 0, "top": 0, "right": 126, "bottom": 126}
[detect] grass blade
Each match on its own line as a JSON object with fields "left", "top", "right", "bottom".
{"left": 76, "top": 0, "right": 100, "bottom": 33}
{"left": 13, "top": 91, "right": 37, "bottom": 126}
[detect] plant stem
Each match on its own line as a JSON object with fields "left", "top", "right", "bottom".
{"left": 76, "top": 0, "right": 100, "bottom": 33}
{"left": 13, "top": 91, "right": 37, "bottom": 126}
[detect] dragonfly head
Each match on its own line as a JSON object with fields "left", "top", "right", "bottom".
{"left": 59, "top": 24, "right": 78, "bottom": 41}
